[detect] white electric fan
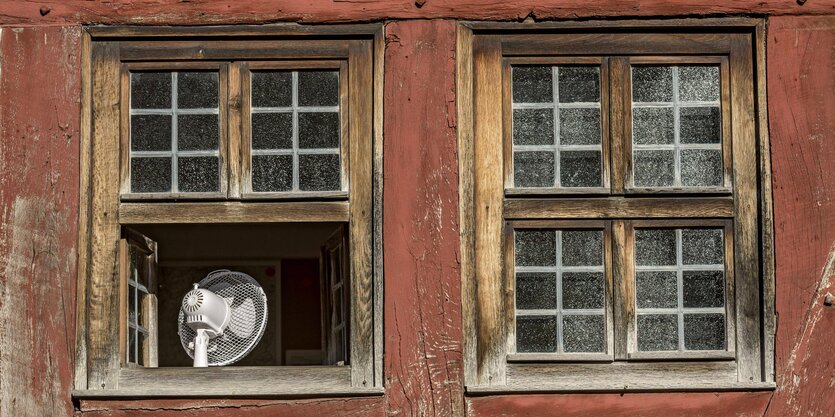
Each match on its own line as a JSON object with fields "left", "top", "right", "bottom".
{"left": 178, "top": 269, "right": 268, "bottom": 367}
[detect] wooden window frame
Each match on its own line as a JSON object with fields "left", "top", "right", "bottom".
{"left": 74, "top": 24, "right": 384, "bottom": 398}
{"left": 458, "top": 19, "right": 776, "bottom": 394}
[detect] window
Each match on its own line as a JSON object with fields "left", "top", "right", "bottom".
{"left": 75, "top": 25, "right": 382, "bottom": 397}
{"left": 459, "top": 23, "right": 775, "bottom": 392}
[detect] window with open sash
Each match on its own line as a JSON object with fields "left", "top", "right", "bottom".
{"left": 462, "top": 26, "right": 774, "bottom": 392}
{"left": 78, "top": 28, "right": 379, "bottom": 397}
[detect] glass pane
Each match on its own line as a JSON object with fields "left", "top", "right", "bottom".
{"left": 334, "top": 288, "right": 343, "bottom": 325}
{"left": 512, "top": 66, "right": 552, "bottom": 103}
{"left": 177, "top": 114, "right": 219, "bottom": 151}
{"left": 516, "top": 272, "right": 557, "bottom": 310}
{"left": 251, "top": 112, "right": 293, "bottom": 150}
{"left": 633, "top": 107, "right": 674, "bottom": 145}
{"left": 680, "top": 106, "right": 720, "bottom": 144}
{"left": 131, "top": 72, "right": 171, "bottom": 109}
{"left": 298, "top": 112, "right": 340, "bottom": 149}
{"left": 632, "top": 66, "right": 673, "bottom": 103}
{"left": 559, "top": 107, "right": 600, "bottom": 145}
{"left": 128, "top": 286, "right": 137, "bottom": 325}
{"left": 562, "top": 272, "right": 604, "bottom": 310}
{"left": 514, "top": 151, "right": 555, "bottom": 188}
{"left": 679, "top": 66, "right": 720, "bottom": 102}
{"left": 177, "top": 72, "right": 218, "bottom": 109}
{"left": 298, "top": 71, "right": 339, "bottom": 107}
{"left": 633, "top": 150, "right": 674, "bottom": 187}
{"left": 562, "top": 315, "right": 604, "bottom": 353}
{"left": 516, "top": 315, "right": 557, "bottom": 353}
{"left": 637, "top": 314, "right": 678, "bottom": 351}
{"left": 252, "top": 71, "right": 292, "bottom": 108}
{"left": 298, "top": 154, "right": 340, "bottom": 191}
{"left": 681, "top": 149, "right": 722, "bottom": 187}
{"left": 635, "top": 229, "right": 676, "bottom": 266}
{"left": 560, "top": 151, "right": 602, "bottom": 188}
{"left": 131, "top": 157, "right": 171, "bottom": 193}
{"left": 251, "top": 154, "right": 292, "bottom": 192}
{"left": 515, "top": 230, "right": 556, "bottom": 267}
{"left": 558, "top": 67, "right": 600, "bottom": 103}
{"left": 561, "top": 230, "right": 603, "bottom": 266}
{"left": 683, "top": 314, "right": 725, "bottom": 350}
{"left": 513, "top": 108, "right": 554, "bottom": 146}
{"left": 681, "top": 229, "right": 724, "bottom": 265}
{"left": 128, "top": 327, "right": 138, "bottom": 363}
{"left": 178, "top": 156, "right": 219, "bottom": 193}
{"left": 683, "top": 271, "right": 725, "bottom": 308}
{"left": 636, "top": 271, "right": 678, "bottom": 309}
{"left": 131, "top": 114, "right": 171, "bottom": 152}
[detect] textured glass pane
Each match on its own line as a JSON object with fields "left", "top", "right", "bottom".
{"left": 561, "top": 230, "right": 603, "bottom": 266}
{"left": 637, "top": 314, "right": 678, "bottom": 351}
{"left": 252, "top": 112, "right": 292, "bottom": 150}
{"left": 558, "top": 66, "right": 600, "bottom": 103}
{"left": 299, "top": 112, "right": 340, "bottom": 149}
{"left": 131, "top": 72, "right": 171, "bottom": 109}
{"left": 513, "top": 108, "right": 554, "bottom": 146}
{"left": 515, "top": 230, "right": 557, "bottom": 267}
{"left": 131, "top": 115, "right": 171, "bottom": 152}
{"left": 635, "top": 229, "right": 676, "bottom": 266}
{"left": 251, "top": 154, "right": 292, "bottom": 192}
{"left": 560, "top": 107, "right": 600, "bottom": 145}
{"left": 683, "top": 270, "right": 725, "bottom": 308}
{"left": 633, "top": 150, "right": 674, "bottom": 187}
{"left": 682, "top": 228, "right": 724, "bottom": 265}
{"left": 679, "top": 66, "right": 720, "bottom": 102}
{"left": 177, "top": 114, "right": 218, "bottom": 151}
{"left": 560, "top": 151, "right": 602, "bottom": 188}
{"left": 684, "top": 314, "right": 725, "bottom": 350}
{"left": 298, "top": 71, "right": 339, "bottom": 107}
{"left": 516, "top": 273, "right": 557, "bottom": 310}
{"left": 178, "top": 156, "right": 219, "bottom": 192}
{"left": 633, "top": 107, "right": 674, "bottom": 145}
{"left": 632, "top": 66, "right": 673, "bottom": 103}
{"left": 128, "top": 328, "right": 137, "bottom": 363}
{"left": 562, "top": 272, "right": 604, "bottom": 310}
{"left": 131, "top": 157, "right": 171, "bottom": 193}
{"left": 252, "top": 71, "right": 292, "bottom": 108}
{"left": 636, "top": 271, "right": 678, "bottom": 309}
{"left": 563, "top": 315, "right": 604, "bottom": 352}
{"left": 514, "top": 151, "right": 555, "bottom": 188}
{"left": 298, "top": 154, "right": 340, "bottom": 191}
{"left": 512, "top": 66, "right": 552, "bottom": 103}
{"left": 516, "top": 315, "right": 557, "bottom": 353}
{"left": 680, "top": 106, "right": 721, "bottom": 144}
{"left": 334, "top": 288, "right": 343, "bottom": 325}
{"left": 128, "top": 286, "right": 137, "bottom": 325}
{"left": 681, "top": 149, "right": 722, "bottom": 187}
{"left": 177, "top": 72, "right": 218, "bottom": 109}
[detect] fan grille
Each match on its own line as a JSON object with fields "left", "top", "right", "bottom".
{"left": 178, "top": 270, "right": 268, "bottom": 366}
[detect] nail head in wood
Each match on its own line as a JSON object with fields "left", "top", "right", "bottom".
{"left": 824, "top": 293, "right": 834, "bottom": 307}
{"left": 39, "top": 5, "right": 51, "bottom": 16}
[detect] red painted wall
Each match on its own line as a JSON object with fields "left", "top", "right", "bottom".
{"left": 0, "top": 4, "right": 832, "bottom": 417}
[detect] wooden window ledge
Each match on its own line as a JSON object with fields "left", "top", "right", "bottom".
{"left": 465, "top": 381, "right": 776, "bottom": 395}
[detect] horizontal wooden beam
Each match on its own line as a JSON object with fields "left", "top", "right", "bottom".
{"left": 504, "top": 197, "right": 734, "bottom": 219}
{"left": 87, "top": 23, "right": 382, "bottom": 38}
{"left": 119, "top": 201, "right": 349, "bottom": 224}
{"left": 462, "top": 17, "right": 764, "bottom": 31}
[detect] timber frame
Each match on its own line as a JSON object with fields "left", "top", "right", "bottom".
{"left": 74, "top": 24, "right": 385, "bottom": 398}
{"left": 457, "top": 19, "right": 777, "bottom": 393}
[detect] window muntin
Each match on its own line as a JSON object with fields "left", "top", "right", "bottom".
{"left": 129, "top": 70, "right": 223, "bottom": 195}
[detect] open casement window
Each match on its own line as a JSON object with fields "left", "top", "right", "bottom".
{"left": 77, "top": 26, "right": 380, "bottom": 397}
{"left": 461, "top": 23, "right": 775, "bottom": 392}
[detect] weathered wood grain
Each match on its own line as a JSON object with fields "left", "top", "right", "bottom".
{"left": 383, "top": 20, "right": 465, "bottom": 417}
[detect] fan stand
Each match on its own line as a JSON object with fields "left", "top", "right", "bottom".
{"left": 193, "top": 329, "right": 211, "bottom": 367}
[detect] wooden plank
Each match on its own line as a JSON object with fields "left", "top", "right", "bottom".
{"left": 118, "top": 201, "right": 349, "bottom": 223}
{"left": 87, "top": 23, "right": 383, "bottom": 38}
{"left": 500, "top": 33, "right": 731, "bottom": 56}
{"left": 462, "top": 17, "right": 766, "bottom": 31}
{"left": 86, "top": 41, "right": 123, "bottom": 390}
{"left": 372, "top": 25, "right": 385, "bottom": 388}
{"left": 227, "top": 62, "right": 242, "bottom": 199}
{"left": 609, "top": 57, "right": 628, "bottom": 194}
{"left": 612, "top": 220, "right": 631, "bottom": 359}
{"left": 347, "top": 39, "right": 374, "bottom": 388}
{"left": 457, "top": 23, "right": 478, "bottom": 387}
{"left": 118, "top": 40, "right": 354, "bottom": 61}
{"left": 472, "top": 35, "right": 506, "bottom": 386}
{"left": 504, "top": 197, "right": 734, "bottom": 219}
{"left": 729, "top": 33, "right": 761, "bottom": 384}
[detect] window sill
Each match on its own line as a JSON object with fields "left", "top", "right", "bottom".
{"left": 73, "top": 366, "right": 383, "bottom": 398}
{"left": 465, "top": 381, "right": 776, "bottom": 395}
